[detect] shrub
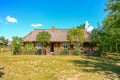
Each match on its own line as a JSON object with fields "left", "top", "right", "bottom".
{"left": 13, "top": 46, "right": 21, "bottom": 55}
{"left": 60, "top": 48, "right": 69, "bottom": 55}
{"left": 72, "top": 48, "right": 81, "bottom": 55}
{"left": 12, "top": 37, "right": 23, "bottom": 55}
{"left": 94, "top": 52, "right": 101, "bottom": 57}
{"left": 21, "top": 43, "right": 35, "bottom": 55}
{"left": 36, "top": 49, "right": 42, "bottom": 55}
{"left": 21, "top": 49, "right": 35, "bottom": 55}
{"left": 24, "top": 43, "right": 34, "bottom": 50}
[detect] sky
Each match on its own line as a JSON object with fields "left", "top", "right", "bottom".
{"left": 0, "top": 0, "right": 108, "bottom": 40}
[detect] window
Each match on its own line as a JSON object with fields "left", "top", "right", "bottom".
{"left": 36, "top": 43, "right": 42, "bottom": 49}
{"left": 63, "top": 43, "right": 68, "bottom": 49}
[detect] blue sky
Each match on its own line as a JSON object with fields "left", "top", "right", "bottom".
{"left": 0, "top": 0, "right": 108, "bottom": 40}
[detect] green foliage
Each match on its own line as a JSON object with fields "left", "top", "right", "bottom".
{"left": 36, "top": 49, "right": 42, "bottom": 55}
{"left": 67, "top": 27, "right": 85, "bottom": 46}
{"left": 90, "top": 0, "right": 120, "bottom": 54}
{"left": 24, "top": 43, "right": 34, "bottom": 50}
{"left": 60, "top": 48, "right": 69, "bottom": 55}
{"left": 90, "top": 27, "right": 113, "bottom": 56}
{"left": 107, "top": 1, "right": 120, "bottom": 28}
{"left": 21, "top": 43, "right": 35, "bottom": 55}
{"left": 103, "top": 0, "right": 120, "bottom": 52}
{"left": 21, "top": 49, "right": 35, "bottom": 55}
{"left": 36, "top": 31, "right": 51, "bottom": 47}
{"left": 90, "top": 28, "right": 110, "bottom": 51}
{"left": 35, "top": 48, "right": 47, "bottom": 55}
{"left": 0, "top": 36, "right": 8, "bottom": 47}
{"left": 36, "top": 31, "right": 51, "bottom": 54}
{"left": 72, "top": 48, "right": 81, "bottom": 55}
{"left": 59, "top": 48, "right": 82, "bottom": 56}
{"left": 93, "top": 50, "right": 102, "bottom": 57}
{"left": 76, "top": 24, "right": 85, "bottom": 29}
{"left": 12, "top": 37, "right": 23, "bottom": 55}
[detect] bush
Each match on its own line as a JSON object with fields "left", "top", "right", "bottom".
{"left": 36, "top": 49, "right": 42, "bottom": 55}
{"left": 12, "top": 37, "right": 23, "bottom": 55}
{"left": 21, "top": 43, "right": 36, "bottom": 55}
{"left": 13, "top": 46, "right": 21, "bottom": 55}
{"left": 59, "top": 48, "right": 82, "bottom": 56}
{"left": 21, "top": 49, "right": 35, "bottom": 55}
{"left": 24, "top": 43, "right": 34, "bottom": 50}
{"left": 60, "top": 48, "right": 69, "bottom": 55}
{"left": 72, "top": 48, "right": 81, "bottom": 55}
{"left": 91, "top": 49, "right": 102, "bottom": 57}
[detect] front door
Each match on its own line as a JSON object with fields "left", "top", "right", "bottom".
{"left": 50, "top": 43, "right": 54, "bottom": 52}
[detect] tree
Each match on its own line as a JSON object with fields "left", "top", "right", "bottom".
{"left": 36, "top": 31, "right": 51, "bottom": 54}
{"left": 90, "top": 0, "right": 120, "bottom": 56}
{"left": 104, "top": 0, "right": 120, "bottom": 35}
{"left": 77, "top": 24, "right": 85, "bottom": 29}
{"left": 67, "top": 27, "right": 85, "bottom": 47}
{"left": 103, "top": 0, "right": 120, "bottom": 52}
{"left": 0, "top": 36, "right": 8, "bottom": 47}
{"left": 12, "top": 37, "right": 23, "bottom": 55}
{"left": 90, "top": 27, "right": 110, "bottom": 56}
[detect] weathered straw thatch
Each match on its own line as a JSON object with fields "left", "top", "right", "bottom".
{"left": 23, "top": 28, "right": 90, "bottom": 42}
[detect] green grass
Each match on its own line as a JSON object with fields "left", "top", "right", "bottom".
{"left": 0, "top": 52, "right": 120, "bottom": 80}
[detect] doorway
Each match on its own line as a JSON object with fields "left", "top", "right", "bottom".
{"left": 50, "top": 43, "right": 54, "bottom": 52}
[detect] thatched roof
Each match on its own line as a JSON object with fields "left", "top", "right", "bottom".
{"left": 8, "top": 41, "right": 12, "bottom": 46}
{"left": 23, "top": 28, "right": 90, "bottom": 42}
{"left": 0, "top": 40, "right": 2, "bottom": 44}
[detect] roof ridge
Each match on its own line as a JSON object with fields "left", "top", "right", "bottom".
{"left": 34, "top": 29, "right": 69, "bottom": 30}
{"left": 23, "top": 30, "right": 34, "bottom": 39}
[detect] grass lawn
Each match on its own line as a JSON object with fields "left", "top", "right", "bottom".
{"left": 0, "top": 52, "right": 120, "bottom": 80}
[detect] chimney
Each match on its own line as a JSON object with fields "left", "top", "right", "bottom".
{"left": 51, "top": 26, "right": 55, "bottom": 32}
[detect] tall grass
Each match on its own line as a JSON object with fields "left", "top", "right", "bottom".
{"left": 0, "top": 52, "right": 120, "bottom": 80}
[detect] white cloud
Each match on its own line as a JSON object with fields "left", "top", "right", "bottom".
{"left": 85, "top": 21, "right": 89, "bottom": 29}
{"left": 85, "top": 21, "right": 94, "bottom": 33}
{"left": 87, "top": 26, "right": 94, "bottom": 32}
{"left": 6, "top": 16, "right": 18, "bottom": 23}
{"left": 31, "top": 24, "right": 43, "bottom": 27}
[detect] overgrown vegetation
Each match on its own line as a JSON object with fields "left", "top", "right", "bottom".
{"left": 0, "top": 36, "right": 8, "bottom": 47}
{"left": 21, "top": 43, "right": 35, "bottom": 55}
{"left": 35, "top": 49, "right": 42, "bottom": 55}
{"left": 60, "top": 48, "right": 69, "bottom": 55}
{"left": 0, "top": 52, "right": 120, "bottom": 80}
{"left": 12, "top": 37, "right": 23, "bottom": 55}
{"left": 59, "top": 48, "right": 82, "bottom": 55}
{"left": 36, "top": 31, "right": 51, "bottom": 46}
{"left": 90, "top": 0, "right": 120, "bottom": 56}
{"left": 36, "top": 31, "right": 51, "bottom": 55}
{"left": 1, "top": 0, "right": 120, "bottom": 57}
{"left": 0, "top": 36, "right": 9, "bottom": 53}
{"left": 72, "top": 48, "right": 82, "bottom": 55}
{"left": 67, "top": 26, "right": 85, "bottom": 47}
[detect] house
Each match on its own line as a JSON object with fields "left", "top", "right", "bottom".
{"left": 7, "top": 41, "right": 12, "bottom": 51}
{"left": 0, "top": 40, "right": 2, "bottom": 46}
{"left": 23, "top": 27, "right": 90, "bottom": 53}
